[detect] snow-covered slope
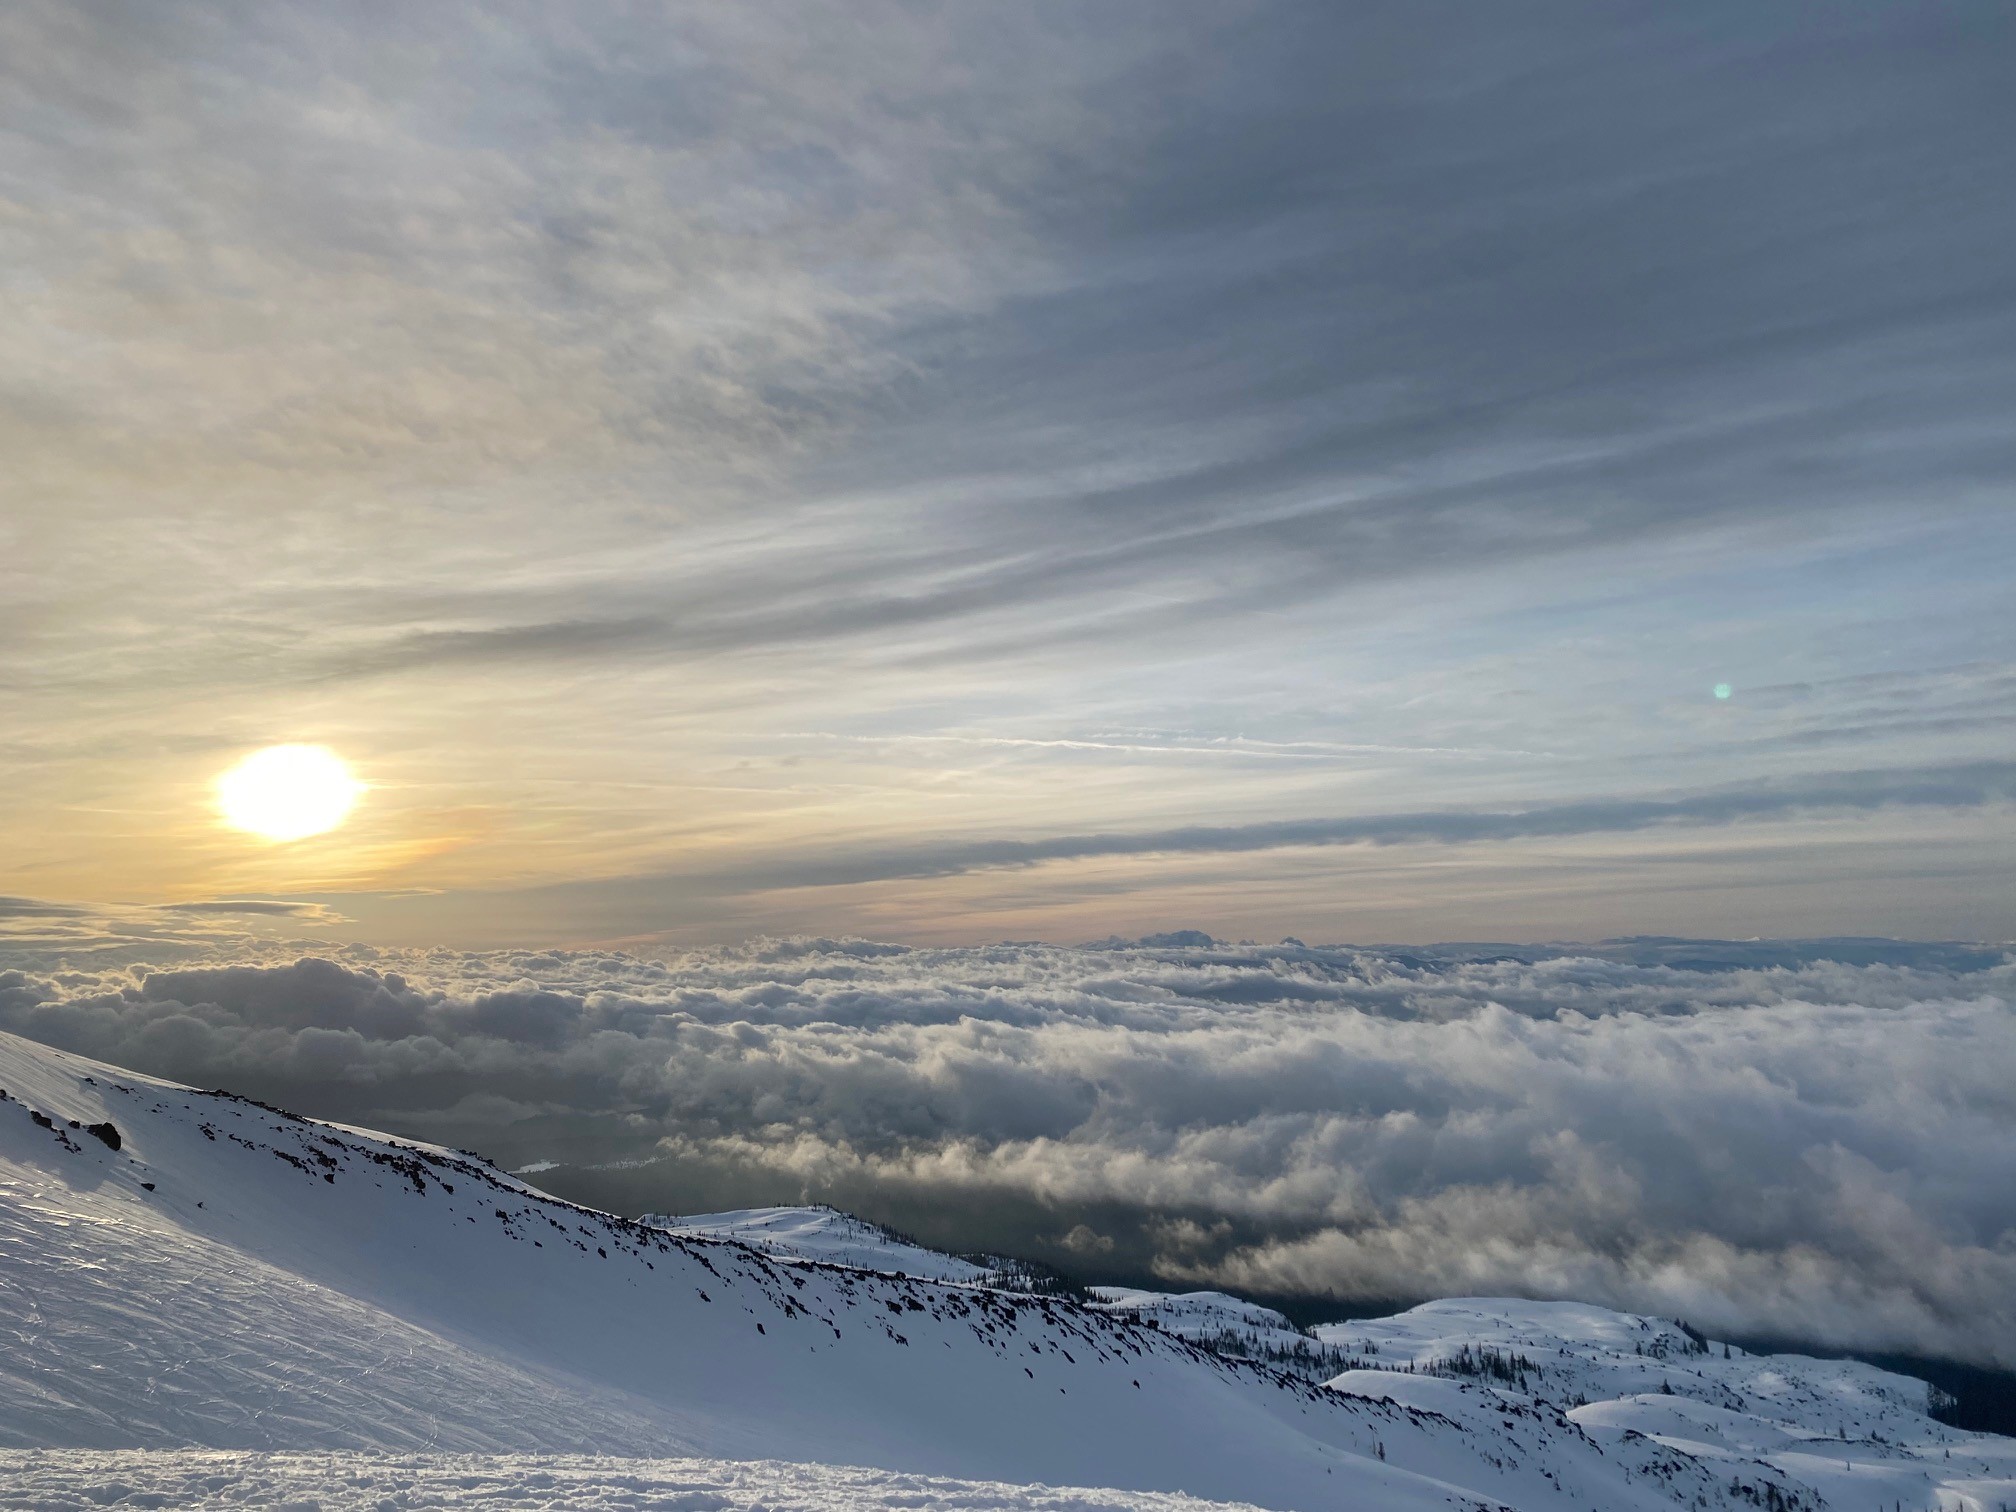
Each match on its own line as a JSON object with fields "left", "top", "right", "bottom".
{"left": 0, "top": 1031, "right": 1511, "bottom": 1511}
{"left": 639, "top": 1215, "right": 1354, "bottom": 1377}
{"left": 1315, "top": 1299, "right": 1949, "bottom": 1432}
{"left": 0, "top": 1451, "right": 1276, "bottom": 1511}
{"left": 4, "top": 1028, "right": 2012, "bottom": 1512}
{"left": 642, "top": 1205, "right": 999, "bottom": 1284}
{"left": 1084, "top": 1288, "right": 1352, "bottom": 1379}
{"left": 1086, "top": 1287, "right": 1300, "bottom": 1343}
{"left": 1317, "top": 1300, "right": 2016, "bottom": 1512}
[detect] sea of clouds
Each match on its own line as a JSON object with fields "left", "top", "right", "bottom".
{"left": 2, "top": 930, "right": 2011, "bottom": 1366}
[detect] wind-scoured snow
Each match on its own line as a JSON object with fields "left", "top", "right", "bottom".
{"left": 0, "top": 1451, "right": 1273, "bottom": 1510}
{"left": 3, "top": 1029, "right": 2013, "bottom": 1512}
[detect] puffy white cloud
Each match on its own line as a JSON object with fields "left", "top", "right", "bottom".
{"left": 3, "top": 930, "right": 2012, "bottom": 1364}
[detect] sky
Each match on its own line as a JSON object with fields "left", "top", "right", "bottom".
{"left": 3, "top": 0, "right": 2014, "bottom": 948}
{"left": 5, "top": 3, "right": 2016, "bottom": 1374}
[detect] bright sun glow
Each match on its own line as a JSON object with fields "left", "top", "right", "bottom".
{"left": 216, "top": 745, "right": 364, "bottom": 842}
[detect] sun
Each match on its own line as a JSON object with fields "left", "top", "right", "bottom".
{"left": 216, "top": 745, "right": 364, "bottom": 842}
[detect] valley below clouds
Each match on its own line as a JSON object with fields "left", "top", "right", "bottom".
{"left": 3, "top": 929, "right": 2010, "bottom": 1368}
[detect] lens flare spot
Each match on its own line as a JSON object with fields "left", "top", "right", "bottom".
{"left": 216, "top": 745, "right": 364, "bottom": 842}
{"left": 1713, "top": 683, "right": 1733, "bottom": 700}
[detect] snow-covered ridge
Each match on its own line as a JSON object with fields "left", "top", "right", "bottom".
{"left": 1314, "top": 1299, "right": 1951, "bottom": 1426}
{"left": 643, "top": 1209, "right": 1342, "bottom": 1369}
{"left": 1317, "top": 1300, "right": 2008, "bottom": 1512}
{"left": 1084, "top": 1288, "right": 1355, "bottom": 1378}
{"left": 2, "top": 1027, "right": 2013, "bottom": 1512}
{"left": 642, "top": 1205, "right": 1063, "bottom": 1291}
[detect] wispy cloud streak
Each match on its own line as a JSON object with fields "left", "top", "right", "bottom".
{"left": 680, "top": 759, "right": 2016, "bottom": 892}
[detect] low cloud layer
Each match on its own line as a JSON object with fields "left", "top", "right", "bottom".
{"left": 3, "top": 932, "right": 2012, "bottom": 1366}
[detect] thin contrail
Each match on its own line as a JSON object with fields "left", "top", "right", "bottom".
{"left": 777, "top": 732, "right": 1551, "bottom": 760}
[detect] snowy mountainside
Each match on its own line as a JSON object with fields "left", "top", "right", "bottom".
{"left": 1084, "top": 1288, "right": 1352, "bottom": 1377}
{"left": 1085, "top": 1287, "right": 1300, "bottom": 1340}
{"left": 4, "top": 1028, "right": 2014, "bottom": 1512}
{"left": 0, "top": 1451, "right": 1279, "bottom": 1511}
{"left": 643, "top": 1209, "right": 1338, "bottom": 1369}
{"left": 1318, "top": 1300, "right": 2016, "bottom": 1512}
{"left": 642, "top": 1205, "right": 998, "bottom": 1284}
{"left": 0, "top": 1029, "right": 1619, "bottom": 1511}
{"left": 1313, "top": 1299, "right": 1948, "bottom": 1428}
